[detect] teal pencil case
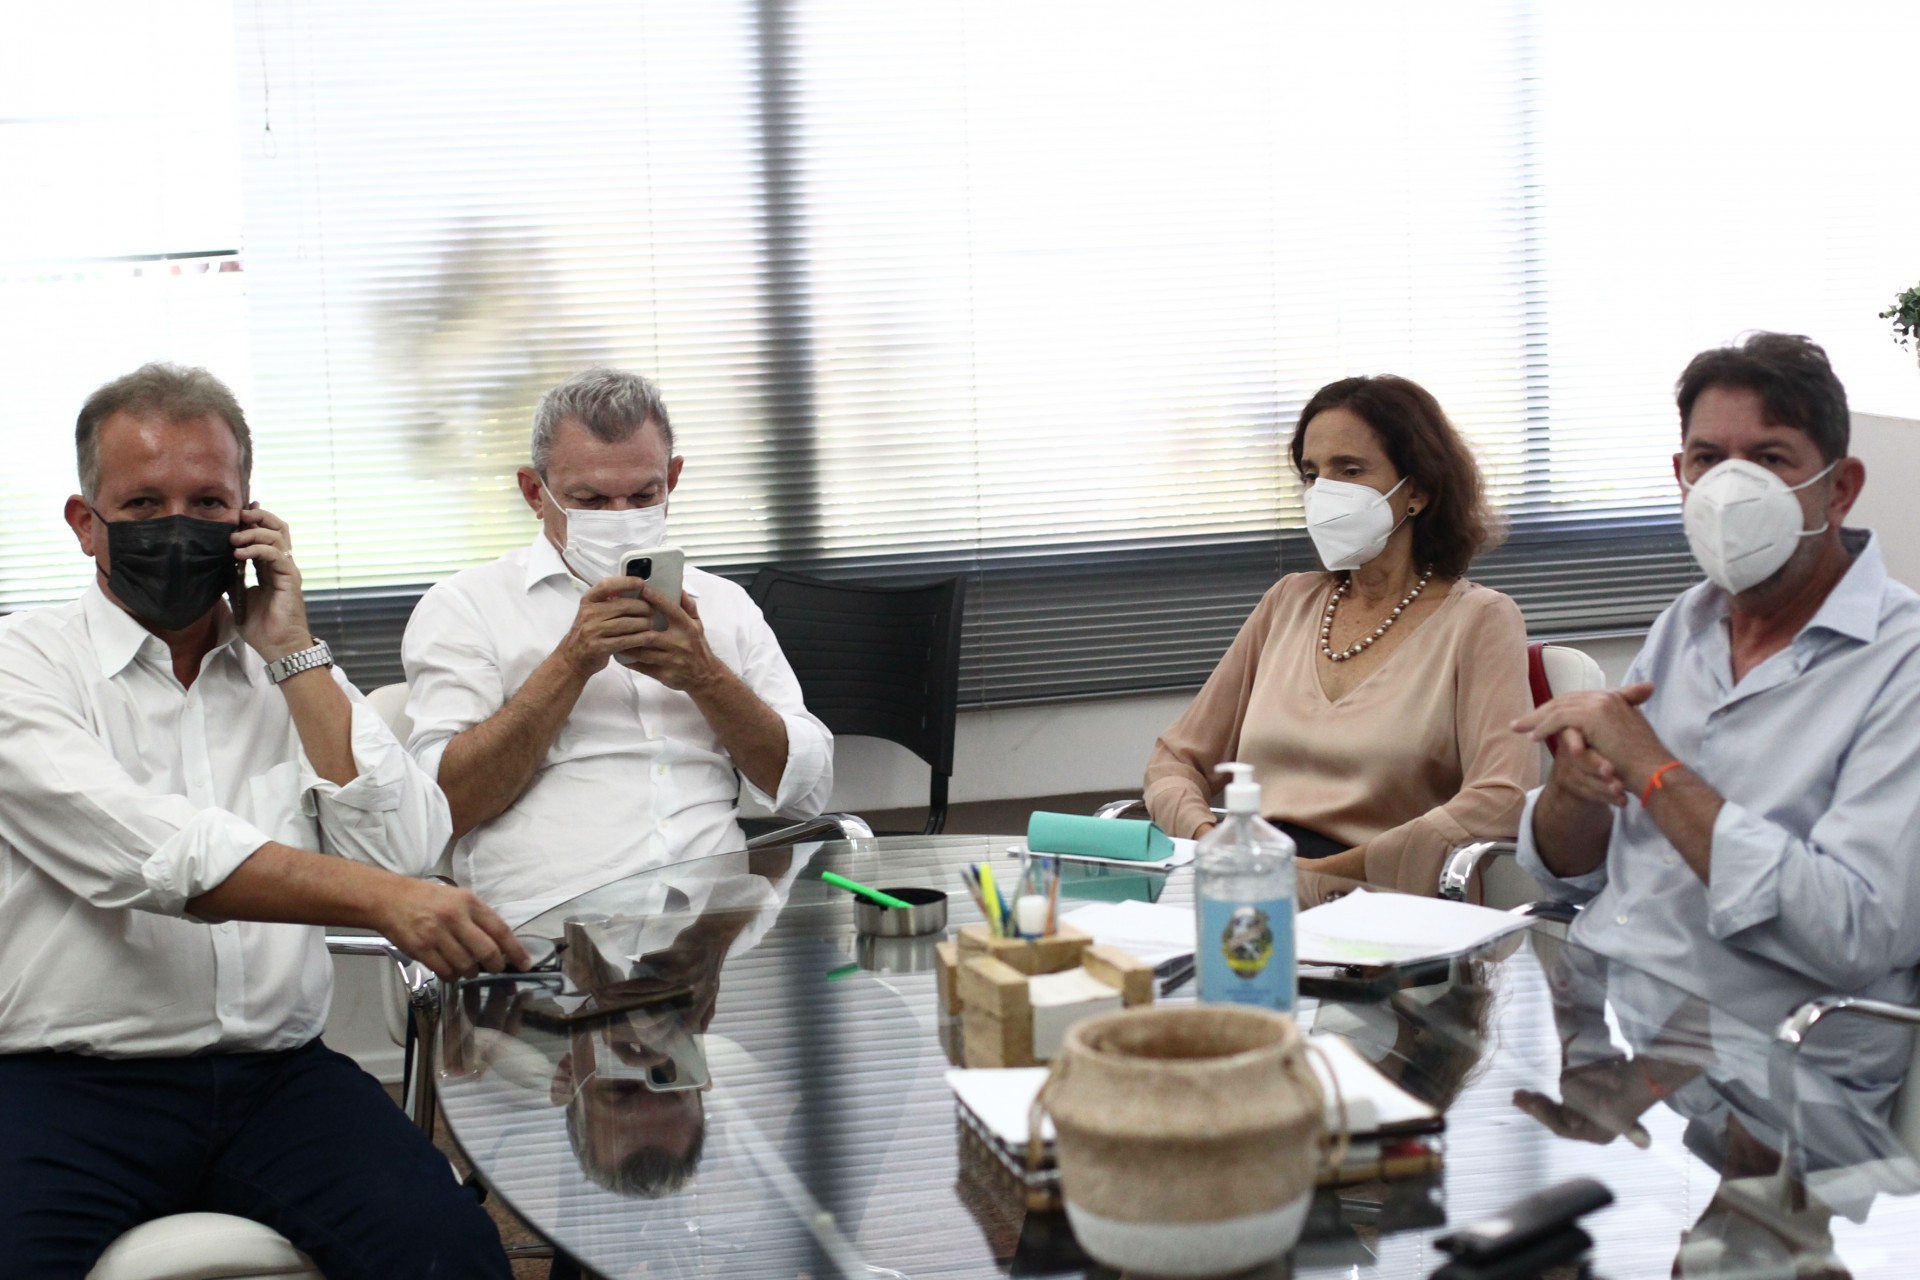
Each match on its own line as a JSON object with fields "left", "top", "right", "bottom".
{"left": 1026, "top": 811, "right": 1174, "bottom": 862}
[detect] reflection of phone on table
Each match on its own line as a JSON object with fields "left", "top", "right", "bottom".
{"left": 617, "top": 545, "right": 685, "bottom": 632}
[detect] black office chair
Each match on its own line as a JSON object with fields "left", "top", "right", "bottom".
{"left": 748, "top": 568, "right": 965, "bottom": 835}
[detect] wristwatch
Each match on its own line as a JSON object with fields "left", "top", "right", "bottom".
{"left": 265, "top": 639, "right": 334, "bottom": 685}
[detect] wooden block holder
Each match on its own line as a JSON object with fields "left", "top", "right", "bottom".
{"left": 936, "top": 922, "right": 1154, "bottom": 1068}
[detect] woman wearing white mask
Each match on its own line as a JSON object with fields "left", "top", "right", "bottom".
{"left": 1145, "top": 376, "right": 1537, "bottom": 895}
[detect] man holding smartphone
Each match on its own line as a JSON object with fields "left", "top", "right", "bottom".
{"left": 0, "top": 363, "right": 524, "bottom": 1277}
{"left": 402, "top": 367, "right": 832, "bottom": 922}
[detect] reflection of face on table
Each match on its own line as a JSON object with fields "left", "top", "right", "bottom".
{"left": 448, "top": 863, "right": 796, "bottom": 1198}
{"left": 552, "top": 1010, "right": 709, "bottom": 1198}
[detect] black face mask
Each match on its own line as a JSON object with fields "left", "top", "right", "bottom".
{"left": 96, "top": 513, "right": 240, "bottom": 632}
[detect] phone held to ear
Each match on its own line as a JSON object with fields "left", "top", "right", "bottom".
{"left": 229, "top": 497, "right": 255, "bottom": 626}
{"left": 616, "top": 546, "right": 687, "bottom": 666}
{"left": 228, "top": 557, "right": 248, "bottom": 626}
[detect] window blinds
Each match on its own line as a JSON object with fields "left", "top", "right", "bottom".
{"left": 5, "top": 1, "right": 1917, "bottom": 704}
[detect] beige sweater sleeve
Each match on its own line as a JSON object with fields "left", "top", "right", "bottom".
{"left": 1360, "top": 590, "right": 1540, "bottom": 895}
{"left": 1142, "top": 587, "right": 1283, "bottom": 838}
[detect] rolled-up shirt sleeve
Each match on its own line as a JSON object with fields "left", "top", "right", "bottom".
{"left": 1515, "top": 784, "right": 1609, "bottom": 900}
{"left": 302, "top": 677, "right": 450, "bottom": 876}
{"left": 734, "top": 607, "right": 833, "bottom": 818}
{"left": 1701, "top": 661, "right": 1920, "bottom": 991}
{"left": 0, "top": 674, "right": 269, "bottom": 916}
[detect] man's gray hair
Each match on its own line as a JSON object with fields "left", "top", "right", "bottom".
{"left": 565, "top": 1091, "right": 706, "bottom": 1199}
{"left": 531, "top": 367, "right": 673, "bottom": 475}
{"left": 76, "top": 363, "right": 253, "bottom": 501}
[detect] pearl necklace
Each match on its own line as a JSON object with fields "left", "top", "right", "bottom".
{"left": 1320, "top": 568, "right": 1432, "bottom": 663}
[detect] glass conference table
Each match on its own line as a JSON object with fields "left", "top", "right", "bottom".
{"left": 435, "top": 835, "right": 1920, "bottom": 1279}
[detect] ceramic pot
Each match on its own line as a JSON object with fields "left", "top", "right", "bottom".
{"left": 1040, "top": 1005, "right": 1325, "bottom": 1278}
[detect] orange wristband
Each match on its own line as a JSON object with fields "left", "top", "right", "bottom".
{"left": 1639, "top": 760, "right": 1683, "bottom": 807}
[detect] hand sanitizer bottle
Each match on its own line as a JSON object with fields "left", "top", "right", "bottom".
{"left": 1195, "top": 762, "right": 1297, "bottom": 1012}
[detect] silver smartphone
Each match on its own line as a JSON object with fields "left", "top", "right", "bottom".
{"left": 617, "top": 545, "right": 686, "bottom": 633}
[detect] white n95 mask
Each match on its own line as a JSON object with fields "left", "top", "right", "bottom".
{"left": 1302, "top": 475, "right": 1409, "bottom": 571}
{"left": 1681, "top": 458, "right": 1834, "bottom": 596}
{"left": 542, "top": 478, "right": 668, "bottom": 584}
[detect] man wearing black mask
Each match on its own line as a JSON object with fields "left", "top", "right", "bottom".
{"left": 0, "top": 363, "right": 529, "bottom": 1278}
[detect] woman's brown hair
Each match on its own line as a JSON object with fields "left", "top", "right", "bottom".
{"left": 1289, "top": 375, "right": 1501, "bottom": 579}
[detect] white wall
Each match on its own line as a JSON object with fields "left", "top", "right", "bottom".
{"left": 328, "top": 956, "right": 406, "bottom": 1081}
{"left": 1849, "top": 412, "right": 1920, "bottom": 591}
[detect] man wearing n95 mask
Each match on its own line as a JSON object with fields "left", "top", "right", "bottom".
{"left": 1513, "top": 332, "right": 1920, "bottom": 1118}
{"left": 401, "top": 368, "right": 832, "bottom": 922}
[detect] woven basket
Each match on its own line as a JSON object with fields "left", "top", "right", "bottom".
{"left": 1037, "top": 1004, "right": 1336, "bottom": 1277}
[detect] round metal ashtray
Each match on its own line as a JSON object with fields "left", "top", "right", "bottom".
{"left": 853, "top": 887, "right": 949, "bottom": 938}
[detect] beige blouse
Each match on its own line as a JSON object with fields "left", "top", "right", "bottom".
{"left": 1144, "top": 574, "right": 1538, "bottom": 896}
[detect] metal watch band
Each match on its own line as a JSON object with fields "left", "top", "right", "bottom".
{"left": 265, "top": 639, "right": 334, "bottom": 685}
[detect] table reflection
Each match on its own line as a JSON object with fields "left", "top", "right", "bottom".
{"left": 434, "top": 838, "right": 1920, "bottom": 1280}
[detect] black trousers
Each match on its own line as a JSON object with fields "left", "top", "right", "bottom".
{"left": 1274, "top": 818, "right": 1349, "bottom": 862}
{"left": 0, "top": 1038, "right": 511, "bottom": 1280}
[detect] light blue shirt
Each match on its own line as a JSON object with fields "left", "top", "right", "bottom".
{"left": 1519, "top": 530, "right": 1920, "bottom": 1105}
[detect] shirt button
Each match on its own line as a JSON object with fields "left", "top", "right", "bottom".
{"left": 654, "top": 764, "right": 669, "bottom": 777}
{"left": 1615, "top": 913, "right": 1630, "bottom": 926}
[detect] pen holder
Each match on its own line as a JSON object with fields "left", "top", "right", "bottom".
{"left": 936, "top": 924, "right": 1155, "bottom": 1068}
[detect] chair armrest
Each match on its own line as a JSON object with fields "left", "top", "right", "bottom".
{"left": 325, "top": 935, "right": 438, "bottom": 1016}
{"left": 326, "top": 932, "right": 444, "bottom": 1134}
{"left": 1776, "top": 995, "right": 1920, "bottom": 1047}
{"left": 1093, "top": 799, "right": 1225, "bottom": 822}
{"left": 1439, "top": 840, "right": 1518, "bottom": 901}
{"left": 745, "top": 812, "right": 875, "bottom": 848}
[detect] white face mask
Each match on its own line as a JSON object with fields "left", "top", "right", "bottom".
{"left": 1681, "top": 458, "right": 1834, "bottom": 596}
{"left": 541, "top": 478, "right": 668, "bottom": 584}
{"left": 1301, "top": 475, "right": 1410, "bottom": 571}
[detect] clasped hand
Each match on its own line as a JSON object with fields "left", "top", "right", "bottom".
{"left": 560, "top": 577, "right": 721, "bottom": 692}
{"left": 1512, "top": 681, "right": 1671, "bottom": 808}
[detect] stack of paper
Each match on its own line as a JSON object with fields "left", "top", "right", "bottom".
{"left": 1295, "top": 889, "right": 1529, "bottom": 968}
{"left": 1055, "top": 900, "right": 1195, "bottom": 970}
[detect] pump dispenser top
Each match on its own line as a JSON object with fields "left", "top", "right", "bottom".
{"left": 1217, "top": 762, "right": 1260, "bottom": 816}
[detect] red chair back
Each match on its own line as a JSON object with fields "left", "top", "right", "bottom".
{"left": 1527, "top": 641, "right": 1561, "bottom": 757}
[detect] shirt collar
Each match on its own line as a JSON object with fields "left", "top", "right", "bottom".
{"left": 524, "top": 530, "right": 580, "bottom": 593}
{"left": 81, "top": 579, "right": 244, "bottom": 679}
{"left": 1802, "top": 527, "right": 1886, "bottom": 645}
{"left": 1688, "top": 527, "right": 1886, "bottom": 649}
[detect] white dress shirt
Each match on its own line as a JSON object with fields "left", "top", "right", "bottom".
{"left": 0, "top": 585, "right": 451, "bottom": 1057}
{"left": 400, "top": 534, "right": 833, "bottom": 925}
{"left": 1518, "top": 531, "right": 1920, "bottom": 1106}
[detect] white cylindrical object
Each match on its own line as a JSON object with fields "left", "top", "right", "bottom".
{"left": 1015, "top": 894, "right": 1050, "bottom": 937}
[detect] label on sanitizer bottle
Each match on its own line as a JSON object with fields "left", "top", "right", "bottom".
{"left": 1197, "top": 894, "right": 1296, "bottom": 1013}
